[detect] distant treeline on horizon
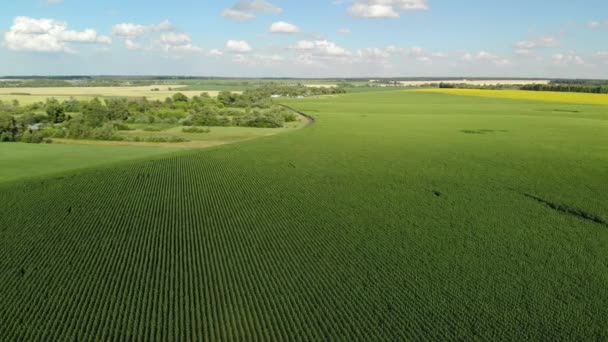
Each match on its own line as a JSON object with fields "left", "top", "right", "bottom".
{"left": 2, "top": 76, "right": 607, "bottom": 82}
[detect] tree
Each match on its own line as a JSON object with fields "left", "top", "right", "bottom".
{"left": 46, "top": 98, "right": 66, "bottom": 123}
{"left": 217, "top": 91, "right": 238, "bottom": 106}
{"left": 63, "top": 97, "right": 82, "bottom": 112}
{"left": 172, "top": 93, "right": 189, "bottom": 102}
{"left": 82, "top": 98, "right": 108, "bottom": 127}
{"left": 105, "top": 98, "right": 130, "bottom": 120}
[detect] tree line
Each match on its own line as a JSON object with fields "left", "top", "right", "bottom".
{"left": 0, "top": 85, "right": 338, "bottom": 144}
{"left": 521, "top": 83, "right": 608, "bottom": 94}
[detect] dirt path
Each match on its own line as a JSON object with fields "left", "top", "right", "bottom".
{"left": 278, "top": 104, "right": 316, "bottom": 127}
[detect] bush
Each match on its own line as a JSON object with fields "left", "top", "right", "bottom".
{"left": 154, "top": 108, "right": 188, "bottom": 120}
{"left": 182, "top": 127, "right": 211, "bottom": 133}
{"left": 172, "top": 93, "right": 189, "bottom": 102}
{"left": 244, "top": 112, "right": 284, "bottom": 128}
{"left": 41, "top": 127, "right": 66, "bottom": 138}
{"left": 114, "top": 122, "right": 134, "bottom": 131}
{"left": 20, "top": 130, "right": 45, "bottom": 144}
{"left": 142, "top": 126, "right": 165, "bottom": 132}
{"left": 127, "top": 136, "right": 189, "bottom": 143}
{"left": 89, "top": 123, "right": 122, "bottom": 141}
{"left": 0, "top": 132, "right": 14, "bottom": 142}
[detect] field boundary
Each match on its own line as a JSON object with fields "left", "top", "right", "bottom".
{"left": 278, "top": 104, "right": 316, "bottom": 127}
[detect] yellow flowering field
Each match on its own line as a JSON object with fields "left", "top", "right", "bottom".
{"left": 416, "top": 88, "right": 608, "bottom": 105}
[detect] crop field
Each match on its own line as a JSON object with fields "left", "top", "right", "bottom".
{"left": 0, "top": 143, "right": 180, "bottom": 184}
{"left": 1, "top": 90, "right": 607, "bottom": 339}
{"left": 0, "top": 86, "right": 231, "bottom": 105}
{"left": 418, "top": 88, "right": 608, "bottom": 105}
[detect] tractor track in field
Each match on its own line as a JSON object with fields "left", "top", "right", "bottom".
{"left": 522, "top": 193, "right": 608, "bottom": 227}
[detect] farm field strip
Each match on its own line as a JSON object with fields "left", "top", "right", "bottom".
{"left": 416, "top": 88, "right": 608, "bottom": 105}
{"left": 0, "top": 85, "right": 241, "bottom": 105}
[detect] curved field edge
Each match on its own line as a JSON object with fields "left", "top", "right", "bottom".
{"left": 0, "top": 108, "right": 313, "bottom": 186}
{"left": 415, "top": 88, "right": 608, "bottom": 106}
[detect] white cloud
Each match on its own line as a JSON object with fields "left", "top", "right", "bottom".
{"left": 225, "top": 40, "right": 253, "bottom": 52}
{"left": 552, "top": 52, "right": 585, "bottom": 66}
{"left": 222, "top": 0, "right": 282, "bottom": 20}
{"left": 112, "top": 20, "right": 174, "bottom": 38}
{"left": 380, "top": 46, "right": 445, "bottom": 61}
{"left": 357, "top": 47, "right": 391, "bottom": 58}
{"left": 125, "top": 39, "right": 143, "bottom": 51}
{"left": 430, "top": 52, "right": 448, "bottom": 58}
{"left": 348, "top": 0, "right": 429, "bottom": 18}
{"left": 159, "top": 33, "right": 202, "bottom": 53}
{"left": 292, "top": 40, "right": 351, "bottom": 57}
{"left": 270, "top": 21, "right": 301, "bottom": 33}
{"left": 234, "top": 53, "right": 285, "bottom": 66}
{"left": 160, "top": 33, "right": 191, "bottom": 46}
{"left": 4, "top": 16, "right": 111, "bottom": 53}
{"left": 337, "top": 28, "right": 351, "bottom": 34}
{"left": 515, "top": 36, "right": 560, "bottom": 49}
{"left": 208, "top": 49, "right": 224, "bottom": 56}
{"left": 463, "top": 51, "right": 510, "bottom": 66}
{"left": 588, "top": 21, "right": 608, "bottom": 28}
{"left": 222, "top": 10, "right": 256, "bottom": 20}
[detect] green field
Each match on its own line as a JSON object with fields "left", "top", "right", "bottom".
{"left": 1, "top": 90, "right": 607, "bottom": 340}
{"left": 0, "top": 143, "right": 180, "bottom": 184}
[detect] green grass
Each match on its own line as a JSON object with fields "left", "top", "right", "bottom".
{"left": 0, "top": 143, "right": 179, "bottom": 184}
{"left": 0, "top": 90, "right": 607, "bottom": 340}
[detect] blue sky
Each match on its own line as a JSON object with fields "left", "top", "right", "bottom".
{"left": 1, "top": 0, "right": 607, "bottom": 77}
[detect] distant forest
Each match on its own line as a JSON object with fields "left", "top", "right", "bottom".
{"left": 521, "top": 80, "right": 608, "bottom": 94}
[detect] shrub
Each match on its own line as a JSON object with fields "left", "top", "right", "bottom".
{"left": 0, "top": 132, "right": 14, "bottom": 142}
{"left": 114, "top": 122, "right": 134, "bottom": 131}
{"left": 127, "top": 136, "right": 189, "bottom": 143}
{"left": 182, "top": 127, "right": 211, "bottom": 133}
{"left": 142, "top": 126, "right": 165, "bottom": 132}
{"left": 244, "top": 113, "right": 284, "bottom": 128}
{"left": 20, "top": 130, "right": 45, "bottom": 144}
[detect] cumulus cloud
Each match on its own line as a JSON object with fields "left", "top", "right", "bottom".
{"left": 362, "top": 46, "right": 445, "bottom": 62}
{"left": 270, "top": 21, "right": 301, "bottom": 33}
{"left": 4, "top": 16, "right": 111, "bottom": 53}
{"left": 208, "top": 49, "right": 224, "bottom": 57}
{"left": 552, "top": 52, "right": 585, "bottom": 66}
{"left": 125, "top": 39, "right": 143, "bottom": 51}
{"left": 588, "top": 21, "right": 608, "bottom": 28}
{"left": 358, "top": 47, "right": 391, "bottom": 59}
{"left": 225, "top": 40, "right": 253, "bottom": 52}
{"left": 112, "top": 20, "right": 173, "bottom": 38}
{"left": 233, "top": 53, "right": 285, "bottom": 66}
{"left": 515, "top": 36, "right": 560, "bottom": 49}
{"left": 463, "top": 51, "right": 510, "bottom": 66}
{"left": 292, "top": 40, "right": 351, "bottom": 57}
{"left": 160, "top": 33, "right": 192, "bottom": 46}
{"left": 222, "top": 0, "right": 282, "bottom": 21}
{"left": 348, "top": 0, "right": 429, "bottom": 18}
{"left": 159, "top": 33, "right": 202, "bottom": 53}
